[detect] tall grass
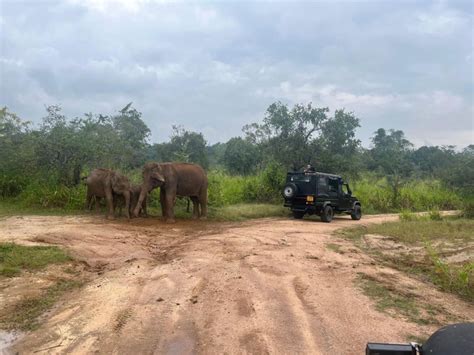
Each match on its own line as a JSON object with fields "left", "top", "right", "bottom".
{"left": 352, "top": 177, "right": 461, "bottom": 213}
{"left": 0, "top": 167, "right": 465, "bottom": 215}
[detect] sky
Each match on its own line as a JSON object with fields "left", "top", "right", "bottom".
{"left": 1, "top": 0, "right": 473, "bottom": 147}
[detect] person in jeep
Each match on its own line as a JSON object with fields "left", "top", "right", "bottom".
{"left": 282, "top": 166, "right": 361, "bottom": 222}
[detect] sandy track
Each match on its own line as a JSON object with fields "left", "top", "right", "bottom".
{"left": 0, "top": 214, "right": 472, "bottom": 354}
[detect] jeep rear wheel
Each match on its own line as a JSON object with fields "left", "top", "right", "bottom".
{"left": 351, "top": 205, "right": 362, "bottom": 220}
{"left": 321, "top": 205, "right": 333, "bottom": 223}
{"left": 292, "top": 211, "right": 305, "bottom": 219}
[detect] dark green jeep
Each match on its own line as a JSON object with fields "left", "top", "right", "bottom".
{"left": 282, "top": 168, "right": 361, "bottom": 222}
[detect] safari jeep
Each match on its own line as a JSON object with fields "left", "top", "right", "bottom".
{"left": 282, "top": 169, "right": 361, "bottom": 222}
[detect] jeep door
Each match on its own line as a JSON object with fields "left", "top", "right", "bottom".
{"left": 316, "top": 176, "right": 329, "bottom": 198}
{"left": 339, "top": 182, "right": 353, "bottom": 210}
{"left": 327, "top": 177, "right": 339, "bottom": 206}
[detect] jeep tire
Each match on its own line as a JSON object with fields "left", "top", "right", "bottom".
{"left": 292, "top": 211, "right": 305, "bottom": 219}
{"left": 283, "top": 183, "right": 297, "bottom": 199}
{"left": 321, "top": 205, "right": 333, "bottom": 223}
{"left": 351, "top": 205, "right": 362, "bottom": 220}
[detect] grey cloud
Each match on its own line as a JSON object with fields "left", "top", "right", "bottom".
{"left": 0, "top": 0, "right": 472, "bottom": 146}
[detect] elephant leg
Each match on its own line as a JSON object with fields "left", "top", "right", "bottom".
{"left": 160, "top": 189, "right": 167, "bottom": 219}
{"left": 164, "top": 189, "right": 176, "bottom": 223}
{"left": 113, "top": 194, "right": 119, "bottom": 217}
{"left": 142, "top": 198, "right": 148, "bottom": 217}
{"left": 105, "top": 189, "right": 115, "bottom": 220}
{"left": 190, "top": 197, "right": 199, "bottom": 219}
{"left": 199, "top": 189, "right": 208, "bottom": 219}
{"left": 94, "top": 197, "right": 101, "bottom": 214}
{"left": 86, "top": 190, "right": 93, "bottom": 211}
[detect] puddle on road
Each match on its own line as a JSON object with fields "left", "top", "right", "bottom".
{"left": 0, "top": 330, "right": 22, "bottom": 353}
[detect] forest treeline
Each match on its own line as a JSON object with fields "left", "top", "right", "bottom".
{"left": 1, "top": 103, "right": 472, "bottom": 213}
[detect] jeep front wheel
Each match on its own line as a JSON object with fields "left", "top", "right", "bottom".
{"left": 292, "top": 211, "right": 305, "bottom": 219}
{"left": 321, "top": 205, "right": 333, "bottom": 223}
{"left": 351, "top": 205, "right": 362, "bottom": 220}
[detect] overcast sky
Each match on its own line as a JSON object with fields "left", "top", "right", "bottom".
{"left": 1, "top": 0, "right": 473, "bottom": 147}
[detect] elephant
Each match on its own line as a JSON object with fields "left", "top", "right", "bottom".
{"left": 114, "top": 185, "right": 148, "bottom": 218}
{"left": 85, "top": 169, "right": 131, "bottom": 219}
{"left": 133, "top": 162, "right": 208, "bottom": 222}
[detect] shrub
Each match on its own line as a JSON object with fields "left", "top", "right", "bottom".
{"left": 17, "top": 181, "right": 86, "bottom": 210}
{"left": 399, "top": 209, "right": 417, "bottom": 221}
{"left": 462, "top": 199, "right": 474, "bottom": 219}
{"left": 0, "top": 174, "right": 29, "bottom": 198}
{"left": 428, "top": 209, "right": 442, "bottom": 221}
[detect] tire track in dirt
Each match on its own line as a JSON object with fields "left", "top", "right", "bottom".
{"left": 0, "top": 214, "right": 472, "bottom": 354}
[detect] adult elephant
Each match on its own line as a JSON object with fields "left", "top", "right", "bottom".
{"left": 133, "top": 162, "right": 208, "bottom": 222}
{"left": 85, "top": 169, "right": 131, "bottom": 219}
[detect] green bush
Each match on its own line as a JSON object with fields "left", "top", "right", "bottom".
{"left": 428, "top": 209, "right": 442, "bottom": 221}
{"left": 399, "top": 209, "right": 417, "bottom": 221}
{"left": 0, "top": 174, "right": 29, "bottom": 198}
{"left": 17, "top": 182, "right": 86, "bottom": 210}
{"left": 462, "top": 199, "right": 474, "bottom": 219}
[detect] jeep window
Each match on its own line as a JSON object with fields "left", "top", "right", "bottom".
{"left": 342, "top": 184, "right": 350, "bottom": 195}
{"left": 317, "top": 177, "right": 327, "bottom": 188}
{"left": 291, "top": 175, "right": 311, "bottom": 183}
{"left": 328, "top": 178, "right": 338, "bottom": 191}
{"left": 342, "top": 184, "right": 352, "bottom": 195}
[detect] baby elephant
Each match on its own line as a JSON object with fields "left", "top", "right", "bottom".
{"left": 85, "top": 169, "right": 131, "bottom": 219}
{"left": 115, "top": 185, "right": 148, "bottom": 218}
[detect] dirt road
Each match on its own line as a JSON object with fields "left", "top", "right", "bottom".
{"left": 1, "top": 214, "right": 472, "bottom": 354}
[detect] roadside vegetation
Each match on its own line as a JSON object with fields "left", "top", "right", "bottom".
{"left": 0, "top": 243, "right": 84, "bottom": 331}
{"left": 1, "top": 103, "right": 472, "bottom": 218}
{"left": 339, "top": 211, "right": 474, "bottom": 302}
{"left": 355, "top": 273, "right": 452, "bottom": 326}
{"left": 0, "top": 243, "right": 71, "bottom": 277}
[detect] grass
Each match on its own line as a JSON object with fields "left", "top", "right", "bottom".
{"left": 363, "top": 217, "right": 473, "bottom": 244}
{"left": 0, "top": 199, "right": 83, "bottom": 217}
{"left": 326, "top": 243, "right": 343, "bottom": 254}
{"left": 356, "top": 273, "right": 422, "bottom": 323}
{"left": 208, "top": 203, "right": 287, "bottom": 221}
{"left": 0, "top": 243, "right": 72, "bottom": 277}
{"left": 0, "top": 278, "right": 83, "bottom": 331}
{"left": 340, "top": 216, "right": 474, "bottom": 302}
{"left": 356, "top": 273, "right": 448, "bottom": 326}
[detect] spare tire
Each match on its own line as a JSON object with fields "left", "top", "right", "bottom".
{"left": 283, "top": 183, "right": 297, "bottom": 199}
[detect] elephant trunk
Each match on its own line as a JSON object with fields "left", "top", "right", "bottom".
{"left": 123, "top": 190, "right": 131, "bottom": 219}
{"left": 133, "top": 184, "right": 148, "bottom": 217}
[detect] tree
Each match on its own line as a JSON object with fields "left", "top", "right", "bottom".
{"left": 244, "top": 102, "right": 329, "bottom": 168}
{"left": 410, "top": 145, "right": 456, "bottom": 177}
{"left": 223, "top": 137, "right": 260, "bottom": 175}
{"left": 111, "top": 103, "right": 150, "bottom": 168}
{"left": 207, "top": 142, "right": 227, "bottom": 169}
{"left": 317, "top": 109, "right": 361, "bottom": 176}
{"left": 153, "top": 126, "right": 209, "bottom": 169}
{"left": 369, "top": 128, "right": 414, "bottom": 207}
{"left": 0, "top": 107, "right": 34, "bottom": 196}
{"left": 438, "top": 145, "right": 474, "bottom": 193}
